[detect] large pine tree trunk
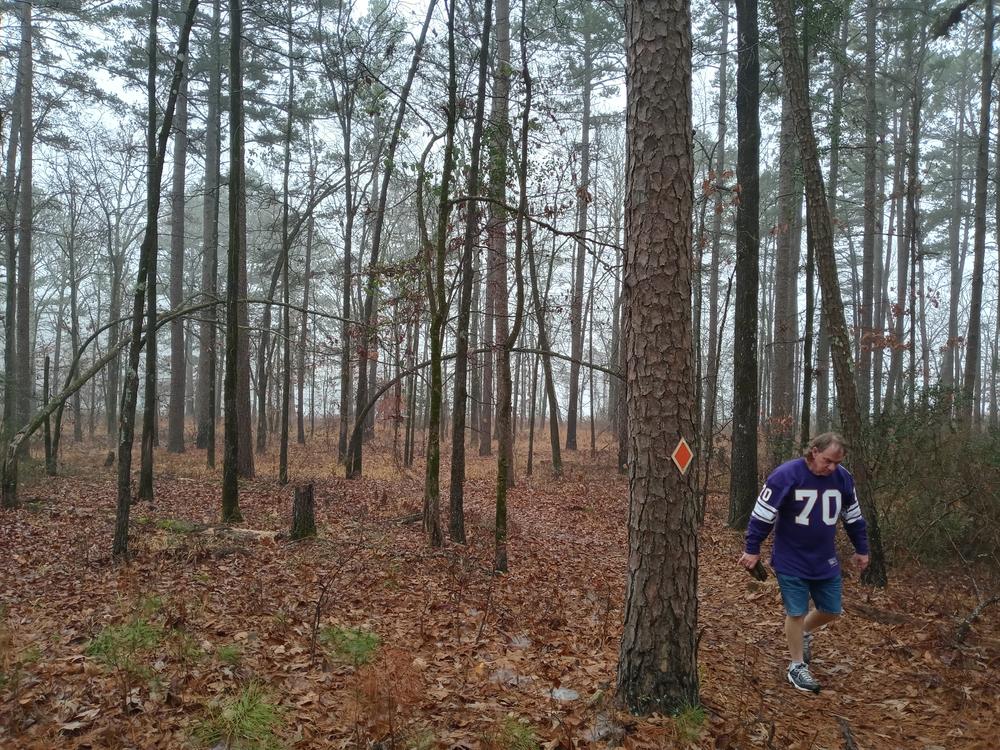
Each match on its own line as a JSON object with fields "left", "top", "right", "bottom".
{"left": 727, "top": 0, "right": 760, "bottom": 530}
{"left": 168, "top": 69, "right": 188, "bottom": 453}
{"left": 617, "top": 0, "right": 699, "bottom": 714}
{"left": 773, "top": 0, "right": 887, "bottom": 586}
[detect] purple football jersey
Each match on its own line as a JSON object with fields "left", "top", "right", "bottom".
{"left": 745, "top": 457, "right": 869, "bottom": 579}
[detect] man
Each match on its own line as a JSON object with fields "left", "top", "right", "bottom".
{"left": 738, "top": 432, "right": 870, "bottom": 693}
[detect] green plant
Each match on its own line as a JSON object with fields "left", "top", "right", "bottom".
{"left": 193, "top": 681, "right": 284, "bottom": 750}
{"left": 674, "top": 703, "right": 706, "bottom": 743}
{"left": 86, "top": 620, "right": 161, "bottom": 671}
{"left": 406, "top": 727, "right": 436, "bottom": 750}
{"left": 171, "top": 630, "right": 204, "bottom": 665}
{"left": 138, "top": 595, "right": 165, "bottom": 617}
{"left": 487, "top": 718, "right": 539, "bottom": 750}
{"left": 319, "top": 625, "right": 380, "bottom": 666}
{"left": 218, "top": 644, "right": 242, "bottom": 666}
{"left": 86, "top": 619, "right": 162, "bottom": 705}
{"left": 156, "top": 518, "right": 203, "bottom": 534}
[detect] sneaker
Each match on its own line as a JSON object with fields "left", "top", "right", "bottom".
{"left": 802, "top": 631, "right": 813, "bottom": 664}
{"left": 787, "top": 662, "right": 820, "bottom": 693}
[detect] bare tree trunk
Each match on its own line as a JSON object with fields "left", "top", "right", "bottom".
{"left": 138, "top": 0, "right": 163, "bottom": 501}
{"left": 222, "top": 0, "right": 245, "bottom": 520}
{"left": 567, "top": 33, "right": 593, "bottom": 452}
{"left": 859, "top": 0, "right": 877, "bottom": 413}
{"left": 114, "top": 0, "right": 199, "bottom": 554}
{"left": 728, "top": 0, "right": 760, "bottom": 529}
{"left": 448, "top": 0, "right": 492, "bottom": 544}
{"left": 495, "top": 0, "right": 529, "bottom": 573}
{"left": 15, "top": 0, "right": 33, "bottom": 458}
{"left": 704, "top": 0, "right": 729, "bottom": 469}
{"left": 962, "top": 0, "right": 993, "bottom": 427}
{"left": 279, "top": 0, "right": 294, "bottom": 485}
{"left": 297, "top": 143, "right": 316, "bottom": 445}
{"left": 770, "top": 92, "right": 799, "bottom": 463}
{"left": 942, "top": 75, "right": 966, "bottom": 390}
{"left": 168, "top": 67, "right": 188, "bottom": 453}
{"left": 44, "top": 356, "right": 53, "bottom": 474}
{"left": 196, "top": 0, "right": 222, "bottom": 462}
{"left": 2, "top": 48, "right": 23, "bottom": 452}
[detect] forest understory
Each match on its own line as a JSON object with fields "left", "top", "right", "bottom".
{"left": 1, "top": 434, "right": 997, "bottom": 750}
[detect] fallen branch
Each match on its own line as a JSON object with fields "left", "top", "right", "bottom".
{"left": 955, "top": 591, "right": 1000, "bottom": 644}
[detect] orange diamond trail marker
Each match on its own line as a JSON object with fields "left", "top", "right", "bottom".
{"left": 671, "top": 437, "right": 694, "bottom": 475}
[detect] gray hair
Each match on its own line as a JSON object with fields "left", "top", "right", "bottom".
{"left": 804, "top": 432, "right": 847, "bottom": 456}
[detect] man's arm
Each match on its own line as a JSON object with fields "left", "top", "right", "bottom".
{"left": 840, "top": 475, "right": 870, "bottom": 567}
{"left": 740, "top": 478, "right": 791, "bottom": 569}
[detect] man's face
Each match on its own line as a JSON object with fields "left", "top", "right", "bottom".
{"left": 807, "top": 446, "right": 845, "bottom": 476}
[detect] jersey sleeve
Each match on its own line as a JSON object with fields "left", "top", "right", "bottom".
{"left": 839, "top": 472, "right": 870, "bottom": 555}
{"left": 744, "top": 476, "right": 792, "bottom": 555}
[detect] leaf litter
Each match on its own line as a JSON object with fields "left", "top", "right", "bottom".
{"left": 0, "top": 439, "right": 996, "bottom": 748}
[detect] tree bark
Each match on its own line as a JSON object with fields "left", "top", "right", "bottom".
{"left": 195, "top": 0, "right": 222, "bottom": 462}
{"left": 15, "top": 0, "right": 33, "bottom": 457}
{"left": 222, "top": 0, "right": 245, "bottom": 522}
{"left": 114, "top": 0, "right": 199, "bottom": 554}
{"left": 449, "top": 0, "right": 492, "bottom": 544}
{"left": 279, "top": 0, "right": 294, "bottom": 486}
{"left": 617, "top": 0, "right": 699, "bottom": 715}
{"left": 859, "top": 0, "right": 878, "bottom": 413}
{"left": 704, "top": 0, "right": 729, "bottom": 472}
{"left": 168, "top": 66, "right": 188, "bottom": 453}
{"left": 297, "top": 143, "right": 316, "bottom": 445}
{"left": 962, "top": 0, "right": 993, "bottom": 426}
{"left": 771, "top": 91, "right": 800, "bottom": 464}
{"left": 494, "top": 1, "right": 529, "bottom": 573}
{"left": 727, "top": 0, "right": 760, "bottom": 530}
{"left": 291, "top": 483, "right": 316, "bottom": 540}
{"left": 567, "top": 32, "right": 593, "bottom": 452}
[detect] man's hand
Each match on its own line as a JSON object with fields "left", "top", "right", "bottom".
{"left": 853, "top": 553, "right": 870, "bottom": 572}
{"left": 739, "top": 552, "right": 760, "bottom": 570}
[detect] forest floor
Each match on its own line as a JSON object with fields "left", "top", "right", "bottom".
{"left": 1, "top": 433, "right": 998, "bottom": 749}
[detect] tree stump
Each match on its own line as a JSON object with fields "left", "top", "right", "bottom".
{"left": 291, "top": 483, "right": 317, "bottom": 540}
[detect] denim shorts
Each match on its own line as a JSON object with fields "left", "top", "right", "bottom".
{"left": 775, "top": 573, "right": 843, "bottom": 617}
